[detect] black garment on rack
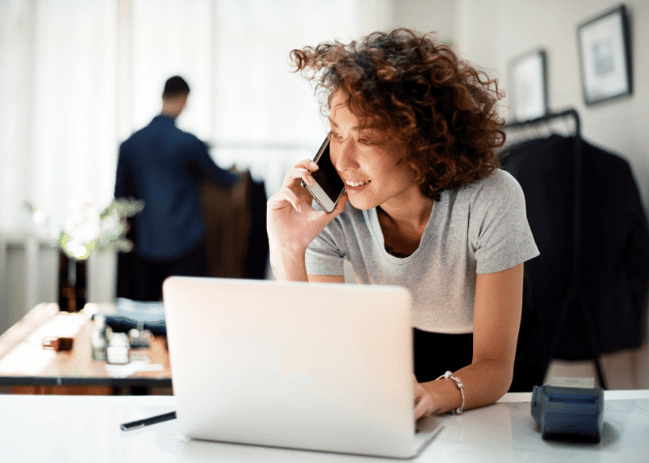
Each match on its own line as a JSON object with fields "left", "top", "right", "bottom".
{"left": 501, "top": 134, "right": 649, "bottom": 359}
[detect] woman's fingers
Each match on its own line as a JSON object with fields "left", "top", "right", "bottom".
{"left": 270, "top": 158, "right": 332, "bottom": 214}
{"left": 268, "top": 186, "right": 311, "bottom": 213}
{"left": 280, "top": 159, "right": 318, "bottom": 189}
{"left": 414, "top": 379, "right": 434, "bottom": 420}
{"left": 266, "top": 157, "right": 343, "bottom": 254}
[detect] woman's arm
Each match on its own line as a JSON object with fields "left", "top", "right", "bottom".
{"left": 308, "top": 274, "right": 345, "bottom": 284}
{"left": 419, "top": 263, "right": 524, "bottom": 416}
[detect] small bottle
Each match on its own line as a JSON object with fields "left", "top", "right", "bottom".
{"left": 128, "top": 322, "right": 152, "bottom": 349}
{"left": 107, "top": 332, "right": 130, "bottom": 365}
{"left": 91, "top": 315, "right": 108, "bottom": 361}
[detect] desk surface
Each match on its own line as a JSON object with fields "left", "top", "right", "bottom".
{"left": 0, "top": 303, "right": 172, "bottom": 390}
{"left": 1, "top": 391, "right": 648, "bottom": 462}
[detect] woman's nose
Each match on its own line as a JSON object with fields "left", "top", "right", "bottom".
{"left": 332, "top": 139, "right": 360, "bottom": 172}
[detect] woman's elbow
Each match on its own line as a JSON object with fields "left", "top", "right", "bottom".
{"left": 480, "top": 358, "right": 515, "bottom": 403}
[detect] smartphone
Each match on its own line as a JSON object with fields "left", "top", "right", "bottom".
{"left": 303, "top": 137, "right": 345, "bottom": 213}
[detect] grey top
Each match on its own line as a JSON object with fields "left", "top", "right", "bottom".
{"left": 305, "top": 169, "right": 540, "bottom": 334}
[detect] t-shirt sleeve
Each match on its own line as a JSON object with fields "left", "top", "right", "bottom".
{"left": 471, "top": 170, "right": 540, "bottom": 274}
{"left": 305, "top": 216, "right": 347, "bottom": 276}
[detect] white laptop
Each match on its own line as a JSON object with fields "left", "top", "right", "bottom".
{"left": 163, "top": 276, "right": 439, "bottom": 459}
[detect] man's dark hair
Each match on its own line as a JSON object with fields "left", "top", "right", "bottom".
{"left": 163, "top": 76, "right": 190, "bottom": 98}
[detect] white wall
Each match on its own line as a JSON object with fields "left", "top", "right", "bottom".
{"left": 453, "top": 0, "right": 649, "bottom": 389}
{"left": 392, "top": 0, "right": 455, "bottom": 42}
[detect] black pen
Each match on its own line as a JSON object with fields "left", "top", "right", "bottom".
{"left": 120, "top": 411, "right": 177, "bottom": 431}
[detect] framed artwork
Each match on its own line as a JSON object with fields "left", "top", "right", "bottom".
{"left": 577, "top": 4, "right": 632, "bottom": 105}
{"left": 508, "top": 49, "right": 548, "bottom": 122}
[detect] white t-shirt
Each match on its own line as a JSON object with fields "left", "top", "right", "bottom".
{"left": 305, "top": 169, "right": 540, "bottom": 334}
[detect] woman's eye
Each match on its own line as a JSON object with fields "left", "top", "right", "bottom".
{"left": 328, "top": 131, "right": 342, "bottom": 142}
{"left": 358, "top": 131, "right": 380, "bottom": 145}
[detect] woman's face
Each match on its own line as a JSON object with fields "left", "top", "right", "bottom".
{"left": 328, "top": 91, "right": 421, "bottom": 211}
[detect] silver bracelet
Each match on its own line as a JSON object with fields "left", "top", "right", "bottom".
{"left": 436, "top": 370, "right": 465, "bottom": 415}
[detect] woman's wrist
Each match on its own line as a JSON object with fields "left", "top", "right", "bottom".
{"left": 423, "top": 373, "right": 466, "bottom": 415}
{"left": 435, "top": 371, "right": 465, "bottom": 414}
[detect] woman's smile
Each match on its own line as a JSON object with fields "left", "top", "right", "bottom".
{"left": 343, "top": 178, "right": 371, "bottom": 194}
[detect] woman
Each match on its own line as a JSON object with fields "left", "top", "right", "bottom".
{"left": 267, "top": 29, "right": 539, "bottom": 419}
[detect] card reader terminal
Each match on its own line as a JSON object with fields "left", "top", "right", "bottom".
{"left": 531, "top": 385, "right": 604, "bottom": 442}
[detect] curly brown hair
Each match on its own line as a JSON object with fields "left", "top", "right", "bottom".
{"left": 290, "top": 28, "right": 505, "bottom": 201}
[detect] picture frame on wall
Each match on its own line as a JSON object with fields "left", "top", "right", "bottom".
{"left": 577, "top": 4, "right": 632, "bottom": 106}
{"left": 508, "top": 49, "right": 548, "bottom": 122}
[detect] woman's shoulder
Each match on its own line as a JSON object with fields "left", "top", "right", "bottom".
{"left": 458, "top": 169, "right": 524, "bottom": 203}
{"left": 474, "top": 168, "right": 520, "bottom": 190}
{"left": 442, "top": 170, "right": 526, "bottom": 222}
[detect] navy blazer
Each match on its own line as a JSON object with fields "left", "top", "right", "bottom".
{"left": 115, "top": 115, "right": 238, "bottom": 261}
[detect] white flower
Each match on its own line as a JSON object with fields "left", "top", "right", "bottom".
{"left": 26, "top": 198, "right": 144, "bottom": 260}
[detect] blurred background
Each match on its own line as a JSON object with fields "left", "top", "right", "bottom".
{"left": 1, "top": 0, "right": 648, "bottom": 388}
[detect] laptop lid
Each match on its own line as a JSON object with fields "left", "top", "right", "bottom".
{"left": 163, "top": 277, "right": 436, "bottom": 459}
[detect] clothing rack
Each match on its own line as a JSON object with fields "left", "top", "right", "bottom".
{"left": 504, "top": 109, "right": 608, "bottom": 390}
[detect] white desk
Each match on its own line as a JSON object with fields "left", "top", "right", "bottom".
{"left": 1, "top": 391, "right": 648, "bottom": 462}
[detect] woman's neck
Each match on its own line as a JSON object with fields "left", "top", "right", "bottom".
{"left": 377, "top": 193, "right": 434, "bottom": 257}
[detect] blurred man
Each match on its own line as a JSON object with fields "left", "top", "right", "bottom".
{"left": 115, "top": 76, "right": 238, "bottom": 300}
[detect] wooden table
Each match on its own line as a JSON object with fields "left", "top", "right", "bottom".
{"left": 0, "top": 303, "right": 172, "bottom": 395}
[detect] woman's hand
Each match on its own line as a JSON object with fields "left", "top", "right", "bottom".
{"left": 266, "top": 159, "right": 347, "bottom": 279}
{"left": 414, "top": 376, "right": 434, "bottom": 420}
